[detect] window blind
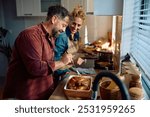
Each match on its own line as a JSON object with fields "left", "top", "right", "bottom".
{"left": 131, "top": 0, "right": 150, "bottom": 80}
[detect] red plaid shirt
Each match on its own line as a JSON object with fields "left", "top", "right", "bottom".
{"left": 3, "top": 23, "right": 55, "bottom": 99}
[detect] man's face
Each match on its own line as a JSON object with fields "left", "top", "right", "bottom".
{"left": 69, "top": 17, "right": 83, "bottom": 34}
{"left": 52, "top": 16, "right": 69, "bottom": 38}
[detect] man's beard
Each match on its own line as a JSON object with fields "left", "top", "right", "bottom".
{"left": 52, "top": 28, "right": 60, "bottom": 38}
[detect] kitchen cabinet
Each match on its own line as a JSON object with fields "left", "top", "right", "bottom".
{"left": 61, "top": 0, "right": 84, "bottom": 12}
{"left": 16, "top": 0, "right": 92, "bottom": 16}
{"left": 16, "top": 0, "right": 40, "bottom": 16}
{"left": 16, "top": 0, "right": 61, "bottom": 16}
{"left": 86, "top": 0, "right": 94, "bottom": 14}
{"left": 61, "top": 0, "right": 93, "bottom": 14}
{"left": 94, "top": 0, "right": 123, "bottom": 15}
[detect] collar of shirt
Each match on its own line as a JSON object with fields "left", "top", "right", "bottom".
{"left": 40, "top": 23, "right": 55, "bottom": 48}
{"left": 40, "top": 22, "right": 54, "bottom": 39}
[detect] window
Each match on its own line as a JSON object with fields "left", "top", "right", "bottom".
{"left": 131, "top": 0, "right": 150, "bottom": 78}
{"left": 122, "top": 0, "right": 150, "bottom": 98}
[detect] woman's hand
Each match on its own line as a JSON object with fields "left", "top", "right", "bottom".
{"left": 61, "top": 53, "right": 73, "bottom": 65}
{"left": 76, "top": 57, "right": 84, "bottom": 65}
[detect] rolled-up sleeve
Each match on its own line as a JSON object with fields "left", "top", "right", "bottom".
{"left": 46, "top": 60, "right": 55, "bottom": 73}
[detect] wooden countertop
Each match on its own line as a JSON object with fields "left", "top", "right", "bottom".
{"left": 49, "top": 77, "right": 68, "bottom": 100}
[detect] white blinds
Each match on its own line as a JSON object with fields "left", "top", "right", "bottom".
{"left": 131, "top": 0, "right": 150, "bottom": 79}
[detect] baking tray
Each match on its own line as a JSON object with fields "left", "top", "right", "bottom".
{"left": 64, "top": 75, "right": 93, "bottom": 99}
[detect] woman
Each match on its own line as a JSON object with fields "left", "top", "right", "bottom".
{"left": 54, "top": 6, "right": 86, "bottom": 84}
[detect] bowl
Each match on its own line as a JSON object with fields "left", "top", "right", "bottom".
{"left": 99, "top": 80, "right": 121, "bottom": 100}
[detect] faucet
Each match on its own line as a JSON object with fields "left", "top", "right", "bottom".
{"left": 91, "top": 71, "right": 130, "bottom": 100}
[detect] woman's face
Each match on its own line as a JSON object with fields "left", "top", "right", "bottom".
{"left": 69, "top": 17, "right": 83, "bottom": 34}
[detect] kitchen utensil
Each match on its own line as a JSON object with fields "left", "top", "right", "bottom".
{"left": 71, "top": 60, "right": 81, "bottom": 75}
{"left": 99, "top": 80, "right": 121, "bottom": 100}
{"left": 65, "top": 50, "right": 80, "bottom": 75}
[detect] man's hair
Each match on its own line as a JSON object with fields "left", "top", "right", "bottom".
{"left": 46, "top": 5, "right": 70, "bottom": 21}
{"left": 71, "top": 5, "right": 86, "bottom": 22}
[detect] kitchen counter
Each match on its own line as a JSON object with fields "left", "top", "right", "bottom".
{"left": 49, "top": 77, "right": 68, "bottom": 100}
{"left": 48, "top": 69, "right": 119, "bottom": 100}
{"left": 49, "top": 72, "right": 146, "bottom": 100}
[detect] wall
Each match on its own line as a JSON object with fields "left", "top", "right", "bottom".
{"left": 0, "top": 0, "right": 5, "bottom": 27}
{"left": 0, "top": 0, "right": 7, "bottom": 87}
{"left": 94, "top": 0, "right": 123, "bottom": 15}
{"left": 2, "top": 0, "right": 46, "bottom": 47}
{"left": 94, "top": 16, "right": 112, "bottom": 40}
{"left": 0, "top": 0, "right": 45, "bottom": 86}
{"left": 3, "top": 0, "right": 24, "bottom": 47}
{"left": 80, "top": 15, "right": 112, "bottom": 44}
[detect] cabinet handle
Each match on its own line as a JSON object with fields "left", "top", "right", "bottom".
{"left": 24, "top": 13, "right": 32, "bottom": 16}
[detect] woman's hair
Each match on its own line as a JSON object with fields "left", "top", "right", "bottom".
{"left": 71, "top": 5, "right": 86, "bottom": 22}
{"left": 46, "top": 5, "right": 70, "bottom": 21}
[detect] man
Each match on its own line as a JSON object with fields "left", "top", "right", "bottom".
{"left": 3, "top": 5, "right": 72, "bottom": 100}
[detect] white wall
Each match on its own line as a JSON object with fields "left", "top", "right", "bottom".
{"left": 94, "top": 0, "right": 123, "bottom": 15}
{"left": 80, "top": 15, "right": 112, "bottom": 44}
{"left": 94, "top": 16, "right": 112, "bottom": 40}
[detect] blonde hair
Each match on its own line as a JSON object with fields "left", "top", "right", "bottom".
{"left": 71, "top": 5, "right": 86, "bottom": 22}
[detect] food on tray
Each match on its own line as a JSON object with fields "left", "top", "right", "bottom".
{"left": 83, "top": 45, "right": 94, "bottom": 49}
{"left": 91, "top": 39, "right": 102, "bottom": 47}
{"left": 82, "top": 46, "right": 95, "bottom": 54}
{"left": 64, "top": 75, "right": 92, "bottom": 98}
{"left": 95, "top": 47, "right": 101, "bottom": 52}
{"left": 67, "top": 76, "right": 91, "bottom": 90}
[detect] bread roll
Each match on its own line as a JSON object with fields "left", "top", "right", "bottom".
{"left": 129, "top": 87, "right": 143, "bottom": 100}
{"left": 129, "top": 81, "right": 142, "bottom": 88}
